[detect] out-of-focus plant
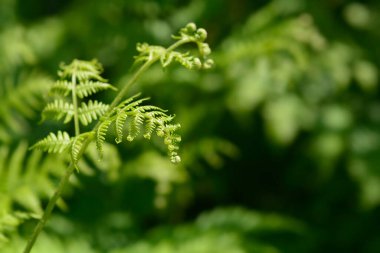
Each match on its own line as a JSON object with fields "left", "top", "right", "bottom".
{"left": 110, "top": 207, "right": 308, "bottom": 253}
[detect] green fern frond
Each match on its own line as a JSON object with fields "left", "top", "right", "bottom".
{"left": 78, "top": 100, "right": 109, "bottom": 126}
{"left": 76, "top": 81, "right": 117, "bottom": 98}
{"left": 96, "top": 119, "right": 113, "bottom": 159}
{"left": 30, "top": 131, "right": 72, "bottom": 153}
{"left": 41, "top": 100, "right": 74, "bottom": 123}
{"left": 71, "top": 132, "right": 92, "bottom": 167}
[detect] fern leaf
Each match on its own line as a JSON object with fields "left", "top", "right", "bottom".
{"left": 30, "top": 131, "right": 72, "bottom": 153}
{"left": 78, "top": 100, "right": 109, "bottom": 126}
{"left": 71, "top": 132, "right": 92, "bottom": 167}
{"left": 76, "top": 81, "right": 117, "bottom": 98}
{"left": 96, "top": 119, "right": 112, "bottom": 159}
{"left": 41, "top": 100, "right": 74, "bottom": 123}
{"left": 114, "top": 110, "right": 128, "bottom": 144}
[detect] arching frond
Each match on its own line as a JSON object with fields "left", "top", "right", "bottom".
{"left": 30, "top": 131, "right": 72, "bottom": 153}
{"left": 78, "top": 100, "right": 109, "bottom": 126}
{"left": 96, "top": 119, "right": 112, "bottom": 159}
{"left": 102, "top": 94, "right": 182, "bottom": 163}
{"left": 41, "top": 100, "right": 74, "bottom": 123}
{"left": 76, "top": 81, "right": 116, "bottom": 98}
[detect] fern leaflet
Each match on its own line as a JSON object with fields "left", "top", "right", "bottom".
{"left": 49, "top": 80, "right": 72, "bottom": 97}
{"left": 76, "top": 81, "right": 116, "bottom": 98}
{"left": 78, "top": 100, "right": 109, "bottom": 126}
{"left": 41, "top": 100, "right": 74, "bottom": 123}
{"left": 96, "top": 119, "right": 113, "bottom": 159}
{"left": 30, "top": 131, "right": 72, "bottom": 153}
{"left": 71, "top": 132, "right": 92, "bottom": 167}
{"left": 114, "top": 110, "right": 128, "bottom": 144}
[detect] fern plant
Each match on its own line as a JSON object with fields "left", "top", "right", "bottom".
{"left": 23, "top": 23, "right": 213, "bottom": 253}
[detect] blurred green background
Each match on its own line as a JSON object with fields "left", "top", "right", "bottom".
{"left": 1, "top": 0, "right": 380, "bottom": 252}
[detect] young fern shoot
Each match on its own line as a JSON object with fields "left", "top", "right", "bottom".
{"left": 24, "top": 22, "right": 213, "bottom": 253}
{"left": 31, "top": 61, "right": 182, "bottom": 166}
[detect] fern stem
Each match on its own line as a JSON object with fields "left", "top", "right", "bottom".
{"left": 109, "top": 59, "right": 155, "bottom": 110}
{"left": 23, "top": 136, "right": 92, "bottom": 253}
{"left": 23, "top": 163, "right": 75, "bottom": 253}
{"left": 71, "top": 73, "right": 80, "bottom": 135}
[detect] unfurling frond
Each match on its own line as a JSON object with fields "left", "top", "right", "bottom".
{"left": 41, "top": 100, "right": 74, "bottom": 123}
{"left": 78, "top": 100, "right": 109, "bottom": 126}
{"left": 134, "top": 43, "right": 166, "bottom": 64}
{"left": 134, "top": 23, "right": 213, "bottom": 70}
{"left": 30, "top": 131, "right": 72, "bottom": 153}
{"left": 71, "top": 132, "right": 92, "bottom": 167}
{"left": 161, "top": 51, "right": 202, "bottom": 70}
{"left": 96, "top": 119, "right": 112, "bottom": 159}
{"left": 76, "top": 81, "right": 117, "bottom": 98}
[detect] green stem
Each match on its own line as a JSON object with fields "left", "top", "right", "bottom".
{"left": 23, "top": 37, "right": 193, "bottom": 253}
{"left": 23, "top": 163, "right": 75, "bottom": 253}
{"left": 71, "top": 73, "right": 80, "bottom": 136}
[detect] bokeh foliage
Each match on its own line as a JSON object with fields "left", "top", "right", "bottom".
{"left": 1, "top": 0, "right": 380, "bottom": 252}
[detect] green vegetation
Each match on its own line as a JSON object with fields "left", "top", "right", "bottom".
{"left": 1, "top": 0, "right": 380, "bottom": 252}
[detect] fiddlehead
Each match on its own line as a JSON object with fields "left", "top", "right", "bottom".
{"left": 134, "top": 22, "right": 214, "bottom": 70}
